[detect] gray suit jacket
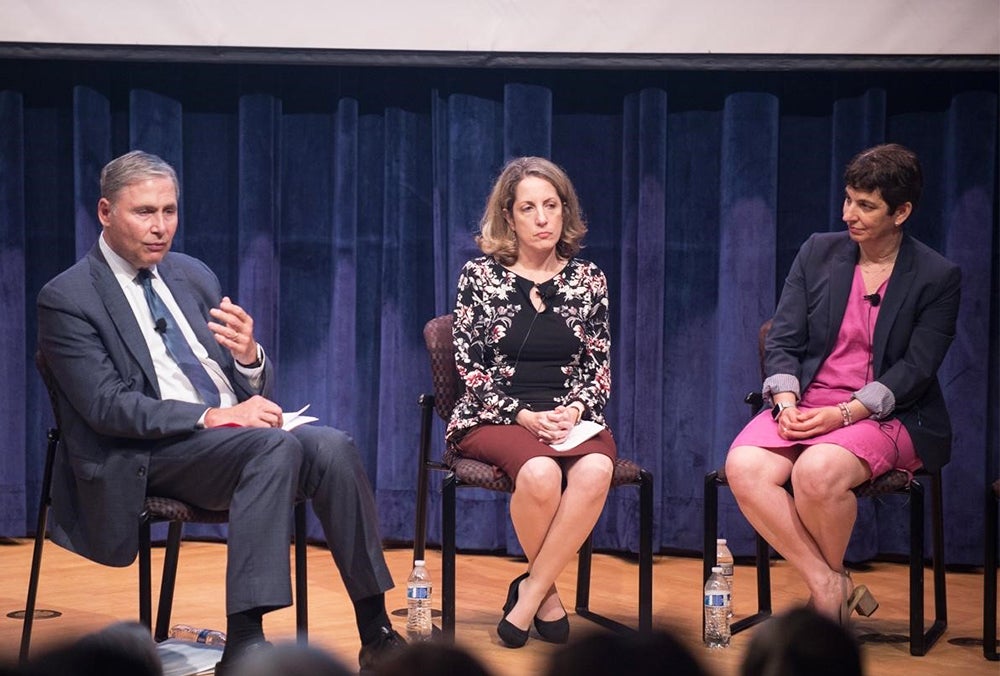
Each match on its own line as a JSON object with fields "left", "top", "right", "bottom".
{"left": 36, "top": 243, "right": 273, "bottom": 566}
{"left": 765, "top": 231, "right": 961, "bottom": 472}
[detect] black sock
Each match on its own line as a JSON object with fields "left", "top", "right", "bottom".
{"left": 354, "top": 594, "right": 390, "bottom": 645}
{"left": 225, "top": 608, "right": 265, "bottom": 654}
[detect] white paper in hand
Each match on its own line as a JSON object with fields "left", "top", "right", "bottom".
{"left": 549, "top": 420, "right": 604, "bottom": 452}
{"left": 282, "top": 404, "right": 319, "bottom": 431}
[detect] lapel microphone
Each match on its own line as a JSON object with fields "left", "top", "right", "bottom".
{"left": 535, "top": 283, "right": 556, "bottom": 301}
{"left": 863, "top": 292, "right": 881, "bottom": 307}
{"left": 154, "top": 317, "right": 168, "bottom": 333}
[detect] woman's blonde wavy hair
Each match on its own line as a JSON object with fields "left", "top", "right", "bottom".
{"left": 476, "top": 156, "right": 587, "bottom": 265}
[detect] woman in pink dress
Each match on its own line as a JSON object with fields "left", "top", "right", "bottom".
{"left": 725, "top": 144, "right": 961, "bottom": 625}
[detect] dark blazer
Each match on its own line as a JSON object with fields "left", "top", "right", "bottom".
{"left": 765, "top": 232, "right": 961, "bottom": 472}
{"left": 36, "top": 243, "right": 273, "bottom": 566}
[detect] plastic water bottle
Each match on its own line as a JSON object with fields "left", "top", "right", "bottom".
{"left": 716, "top": 538, "right": 735, "bottom": 617}
{"left": 704, "top": 566, "right": 731, "bottom": 648}
{"left": 405, "top": 559, "right": 433, "bottom": 641}
{"left": 167, "top": 624, "right": 227, "bottom": 646}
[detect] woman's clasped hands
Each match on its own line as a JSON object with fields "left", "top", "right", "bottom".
{"left": 775, "top": 405, "right": 845, "bottom": 440}
{"left": 516, "top": 405, "right": 579, "bottom": 445}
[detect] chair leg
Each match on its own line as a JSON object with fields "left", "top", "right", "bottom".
{"left": 903, "top": 473, "right": 946, "bottom": 657}
{"left": 927, "top": 471, "right": 947, "bottom": 651}
{"left": 294, "top": 502, "right": 309, "bottom": 644}
{"left": 19, "top": 429, "right": 58, "bottom": 665}
{"left": 705, "top": 470, "right": 772, "bottom": 636}
{"left": 572, "top": 533, "right": 623, "bottom": 632}
{"left": 413, "top": 396, "right": 434, "bottom": 563}
{"left": 638, "top": 470, "right": 654, "bottom": 632}
{"left": 731, "top": 520, "right": 774, "bottom": 635}
{"left": 442, "top": 472, "right": 457, "bottom": 640}
{"left": 574, "top": 471, "right": 653, "bottom": 634}
{"left": 703, "top": 471, "right": 718, "bottom": 596}
{"left": 750, "top": 531, "right": 773, "bottom": 617}
{"left": 986, "top": 481, "right": 999, "bottom": 661}
{"left": 138, "top": 519, "right": 153, "bottom": 632}
{"left": 19, "top": 498, "right": 51, "bottom": 664}
{"left": 907, "top": 477, "right": 925, "bottom": 655}
{"left": 18, "top": 525, "right": 46, "bottom": 665}
{"left": 574, "top": 533, "right": 594, "bottom": 615}
{"left": 154, "top": 521, "right": 184, "bottom": 641}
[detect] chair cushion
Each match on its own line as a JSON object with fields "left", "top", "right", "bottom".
{"left": 143, "top": 496, "right": 229, "bottom": 524}
{"left": 610, "top": 458, "right": 644, "bottom": 486}
{"left": 443, "top": 444, "right": 644, "bottom": 493}
{"left": 714, "top": 465, "right": 913, "bottom": 497}
{"left": 852, "top": 469, "right": 912, "bottom": 498}
{"left": 452, "top": 457, "right": 516, "bottom": 492}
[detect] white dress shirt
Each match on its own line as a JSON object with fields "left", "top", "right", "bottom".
{"left": 99, "top": 234, "right": 264, "bottom": 410}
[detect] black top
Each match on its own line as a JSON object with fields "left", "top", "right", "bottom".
{"left": 498, "top": 275, "right": 580, "bottom": 410}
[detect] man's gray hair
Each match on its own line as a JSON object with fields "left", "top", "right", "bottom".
{"left": 100, "top": 150, "right": 179, "bottom": 202}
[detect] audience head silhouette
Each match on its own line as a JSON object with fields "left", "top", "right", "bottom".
{"left": 545, "top": 628, "right": 710, "bottom": 676}
{"left": 371, "top": 640, "right": 493, "bottom": 676}
{"left": 741, "top": 606, "right": 863, "bottom": 676}
{"left": 17, "top": 622, "right": 162, "bottom": 676}
{"left": 225, "top": 642, "right": 352, "bottom": 676}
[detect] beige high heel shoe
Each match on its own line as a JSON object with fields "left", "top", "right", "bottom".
{"left": 839, "top": 571, "right": 879, "bottom": 625}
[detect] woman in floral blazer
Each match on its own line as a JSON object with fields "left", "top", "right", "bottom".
{"left": 446, "top": 157, "right": 616, "bottom": 649}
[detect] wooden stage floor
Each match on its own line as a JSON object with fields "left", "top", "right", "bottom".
{"left": 0, "top": 539, "right": 996, "bottom": 674}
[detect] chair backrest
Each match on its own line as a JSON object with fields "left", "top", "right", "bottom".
{"left": 35, "top": 350, "right": 63, "bottom": 431}
{"left": 757, "top": 319, "right": 773, "bottom": 380}
{"left": 423, "top": 314, "right": 464, "bottom": 422}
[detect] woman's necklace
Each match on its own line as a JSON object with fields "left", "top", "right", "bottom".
{"left": 859, "top": 242, "right": 899, "bottom": 269}
{"left": 860, "top": 259, "right": 895, "bottom": 275}
{"left": 859, "top": 249, "right": 898, "bottom": 294}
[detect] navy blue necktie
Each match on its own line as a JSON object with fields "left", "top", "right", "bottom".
{"left": 137, "top": 269, "right": 221, "bottom": 407}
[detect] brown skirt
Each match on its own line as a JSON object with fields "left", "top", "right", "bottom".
{"left": 455, "top": 424, "right": 617, "bottom": 482}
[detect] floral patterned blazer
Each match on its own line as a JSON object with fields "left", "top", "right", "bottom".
{"left": 446, "top": 255, "right": 611, "bottom": 442}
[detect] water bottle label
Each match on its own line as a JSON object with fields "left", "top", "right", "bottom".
{"left": 196, "top": 629, "right": 211, "bottom": 643}
{"left": 704, "top": 592, "right": 730, "bottom": 607}
{"left": 720, "top": 563, "right": 734, "bottom": 576}
{"left": 407, "top": 586, "right": 431, "bottom": 600}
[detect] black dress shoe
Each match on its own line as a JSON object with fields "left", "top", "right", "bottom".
{"left": 533, "top": 612, "right": 570, "bottom": 644}
{"left": 497, "top": 572, "right": 531, "bottom": 648}
{"left": 214, "top": 640, "right": 271, "bottom": 676}
{"left": 497, "top": 617, "right": 529, "bottom": 648}
{"left": 358, "top": 626, "right": 406, "bottom": 672}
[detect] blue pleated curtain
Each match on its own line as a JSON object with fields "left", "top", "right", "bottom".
{"left": 0, "top": 62, "right": 996, "bottom": 566}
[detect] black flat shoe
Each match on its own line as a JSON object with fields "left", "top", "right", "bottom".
{"left": 533, "top": 613, "right": 570, "bottom": 644}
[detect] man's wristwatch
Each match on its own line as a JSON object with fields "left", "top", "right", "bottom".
{"left": 237, "top": 345, "right": 263, "bottom": 369}
{"left": 771, "top": 401, "right": 794, "bottom": 421}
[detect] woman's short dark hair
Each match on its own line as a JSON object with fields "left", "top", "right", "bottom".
{"left": 843, "top": 143, "right": 922, "bottom": 214}
{"left": 476, "top": 156, "right": 587, "bottom": 265}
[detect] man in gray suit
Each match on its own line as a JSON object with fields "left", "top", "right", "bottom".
{"left": 36, "top": 150, "right": 404, "bottom": 673}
